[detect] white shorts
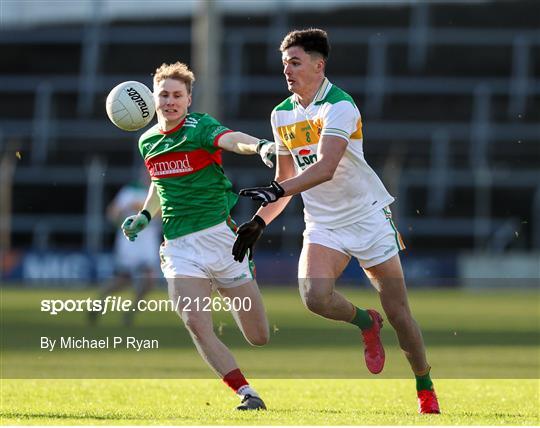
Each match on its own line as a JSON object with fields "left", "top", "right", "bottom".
{"left": 114, "top": 229, "right": 161, "bottom": 276}
{"left": 303, "top": 207, "right": 406, "bottom": 269}
{"left": 159, "top": 220, "right": 255, "bottom": 289}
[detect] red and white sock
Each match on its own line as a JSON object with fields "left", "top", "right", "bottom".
{"left": 222, "top": 368, "right": 259, "bottom": 398}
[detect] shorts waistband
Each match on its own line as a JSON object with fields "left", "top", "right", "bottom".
{"left": 164, "top": 220, "right": 228, "bottom": 243}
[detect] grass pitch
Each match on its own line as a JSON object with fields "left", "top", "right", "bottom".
{"left": 1, "top": 286, "right": 539, "bottom": 424}
{"left": 1, "top": 379, "right": 538, "bottom": 425}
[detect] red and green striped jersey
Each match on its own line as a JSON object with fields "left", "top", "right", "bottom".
{"left": 138, "top": 112, "right": 237, "bottom": 240}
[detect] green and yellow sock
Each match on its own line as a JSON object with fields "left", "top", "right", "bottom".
{"left": 349, "top": 306, "right": 373, "bottom": 330}
{"left": 415, "top": 366, "right": 434, "bottom": 391}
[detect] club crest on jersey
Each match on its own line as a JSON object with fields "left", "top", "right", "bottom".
{"left": 295, "top": 148, "right": 317, "bottom": 169}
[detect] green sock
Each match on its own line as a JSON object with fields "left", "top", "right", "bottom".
{"left": 415, "top": 368, "right": 434, "bottom": 391}
{"left": 349, "top": 306, "right": 373, "bottom": 330}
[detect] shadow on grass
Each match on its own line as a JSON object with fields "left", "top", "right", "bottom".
{"left": 1, "top": 411, "right": 188, "bottom": 422}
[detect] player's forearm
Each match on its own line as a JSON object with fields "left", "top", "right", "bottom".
{"left": 142, "top": 182, "right": 161, "bottom": 218}
{"left": 256, "top": 195, "right": 293, "bottom": 225}
{"left": 217, "top": 132, "right": 261, "bottom": 155}
{"left": 256, "top": 153, "right": 296, "bottom": 223}
{"left": 279, "top": 160, "right": 335, "bottom": 196}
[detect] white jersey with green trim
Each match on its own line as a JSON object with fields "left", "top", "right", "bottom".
{"left": 271, "top": 78, "right": 394, "bottom": 228}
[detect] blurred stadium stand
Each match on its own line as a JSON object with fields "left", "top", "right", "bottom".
{"left": 0, "top": 0, "right": 538, "bottom": 283}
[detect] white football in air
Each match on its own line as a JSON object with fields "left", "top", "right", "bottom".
{"left": 106, "top": 81, "right": 155, "bottom": 131}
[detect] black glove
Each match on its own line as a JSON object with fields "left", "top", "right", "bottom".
{"left": 239, "top": 181, "right": 285, "bottom": 206}
{"left": 232, "top": 215, "right": 266, "bottom": 262}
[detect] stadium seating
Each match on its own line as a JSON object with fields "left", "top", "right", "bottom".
{"left": 0, "top": 1, "right": 538, "bottom": 253}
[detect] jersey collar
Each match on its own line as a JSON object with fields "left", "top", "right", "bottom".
{"left": 159, "top": 117, "right": 186, "bottom": 135}
{"left": 313, "top": 77, "right": 331, "bottom": 104}
{"left": 292, "top": 77, "right": 332, "bottom": 108}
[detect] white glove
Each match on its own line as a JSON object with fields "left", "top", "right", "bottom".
{"left": 256, "top": 139, "right": 276, "bottom": 168}
{"left": 121, "top": 210, "right": 150, "bottom": 241}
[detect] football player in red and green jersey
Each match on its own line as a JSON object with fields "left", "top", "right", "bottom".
{"left": 122, "top": 62, "right": 273, "bottom": 411}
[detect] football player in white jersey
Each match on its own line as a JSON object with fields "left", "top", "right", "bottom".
{"left": 233, "top": 28, "right": 440, "bottom": 414}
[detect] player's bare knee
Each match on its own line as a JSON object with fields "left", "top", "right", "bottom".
{"left": 246, "top": 327, "right": 270, "bottom": 346}
{"left": 304, "top": 298, "right": 324, "bottom": 315}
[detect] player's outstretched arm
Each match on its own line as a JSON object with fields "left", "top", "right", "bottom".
{"left": 121, "top": 182, "right": 161, "bottom": 241}
{"left": 252, "top": 154, "right": 295, "bottom": 223}
{"left": 232, "top": 154, "right": 295, "bottom": 262}
{"left": 277, "top": 135, "right": 347, "bottom": 195}
{"left": 217, "top": 132, "right": 276, "bottom": 167}
{"left": 239, "top": 135, "right": 348, "bottom": 207}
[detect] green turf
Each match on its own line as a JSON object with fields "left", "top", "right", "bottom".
{"left": 1, "top": 286, "right": 539, "bottom": 424}
{"left": 1, "top": 379, "right": 538, "bottom": 425}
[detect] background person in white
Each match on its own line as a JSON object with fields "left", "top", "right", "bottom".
{"left": 90, "top": 175, "right": 160, "bottom": 326}
{"left": 233, "top": 28, "right": 440, "bottom": 414}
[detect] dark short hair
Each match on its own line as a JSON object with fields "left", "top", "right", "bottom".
{"left": 280, "top": 28, "right": 330, "bottom": 60}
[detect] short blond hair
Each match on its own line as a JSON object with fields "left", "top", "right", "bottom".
{"left": 153, "top": 62, "right": 195, "bottom": 94}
